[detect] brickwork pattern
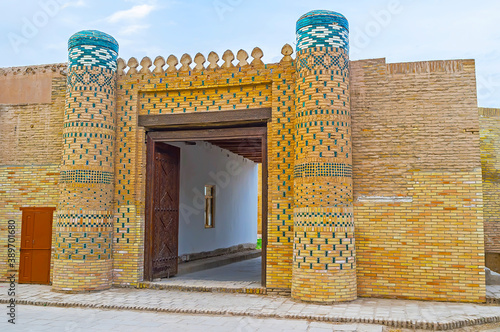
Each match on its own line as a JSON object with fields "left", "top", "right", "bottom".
{"left": 292, "top": 10, "right": 356, "bottom": 303}
{"left": 0, "top": 77, "right": 65, "bottom": 165}
{"left": 351, "top": 58, "right": 485, "bottom": 302}
{"left": 52, "top": 30, "right": 118, "bottom": 292}
{"left": 0, "top": 166, "right": 60, "bottom": 281}
{"left": 114, "top": 48, "right": 296, "bottom": 288}
{"left": 355, "top": 170, "right": 485, "bottom": 302}
{"left": 479, "top": 107, "right": 500, "bottom": 253}
{"left": 0, "top": 71, "right": 65, "bottom": 282}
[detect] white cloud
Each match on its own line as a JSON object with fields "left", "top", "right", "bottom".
{"left": 107, "top": 4, "right": 155, "bottom": 23}
{"left": 60, "top": 0, "right": 86, "bottom": 8}
{"left": 120, "top": 24, "right": 151, "bottom": 34}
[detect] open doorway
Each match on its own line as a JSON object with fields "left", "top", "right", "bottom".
{"left": 143, "top": 119, "right": 268, "bottom": 288}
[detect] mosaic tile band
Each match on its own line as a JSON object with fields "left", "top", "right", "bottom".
{"left": 296, "top": 48, "right": 349, "bottom": 73}
{"left": 296, "top": 10, "right": 349, "bottom": 51}
{"left": 67, "top": 68, "right": 116, "bottom": 92}
{"left": 60, "top": 170, "right": 113, "bottom": 185}
{"left": 68, "top": 30, "right": 118, "bottom": 71}
{"left": 294, "top": 162, "right": 352, "bottom": 178}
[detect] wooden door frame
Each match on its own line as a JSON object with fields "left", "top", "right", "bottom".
{"left": 143, "top": 110, "right": 269, "bottom": 286}
{"left": 144, "top": 139, "right": 181, "bottom": 281}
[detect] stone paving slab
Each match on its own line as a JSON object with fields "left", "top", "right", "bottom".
{"left": 0, "top": 305, "right": 389, "bottom": 332}
{"left": 0, "top": 284, "right": 499, "bottom": 331}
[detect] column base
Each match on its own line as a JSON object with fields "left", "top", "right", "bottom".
{"left": 292, "top": 268, "right": 357, "bottom": 303}
{"left": 52, "top": 259, "right": 112, "bottom": 292}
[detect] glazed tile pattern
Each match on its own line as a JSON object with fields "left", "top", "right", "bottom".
{"left": 67, "top": 68, "right": 116, "bottom": 93}
{"left": 68, "top": 30, "right": 118, "bottom": 71}
{"left": 292, "top": 10, "right": 356, "bottom": 303}
{"left": 60, "top": 170, "right": 113, "bottom": 184}
{"left": 294, "top": 162, "right": 352, "bottom": 178}
{"left": 296, "top": 51, "right": 349, "bottom": 73}
{"left": 296, "top": 10, "right": 349, "bottom": 51}
{"left": 52, "top": 30, "right": 118, "bottom": 292}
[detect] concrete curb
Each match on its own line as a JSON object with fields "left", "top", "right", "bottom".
{"left": 2, "top": 298, "right": 500, "bottom": 331}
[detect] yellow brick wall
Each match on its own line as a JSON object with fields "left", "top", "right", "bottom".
{"left": 479, "top": 108, "right": 500, "bottom": 254}
{"left": 355, "top": 170, "right": 484, "bottom": 301}
{"left": 351, "top": 58, "right": 485, "bottom": 302}
{"left": 0, "top": 166, "right": 60, "bottom": 282}
{"left": 0, "top": 69, "right": 65, "bottom": 282}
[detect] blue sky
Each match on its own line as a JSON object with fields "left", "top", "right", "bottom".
{"left": 1, "top": 0, "right": 499, "bottom": 107}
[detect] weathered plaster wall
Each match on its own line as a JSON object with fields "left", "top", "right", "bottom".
{"left": 0, "top": 65, "right": 66, "bottom": 104}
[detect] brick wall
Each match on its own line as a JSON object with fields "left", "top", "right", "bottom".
{"left": 479, "top": 107, "right": 500, "bottom": 273}
{"left": 351, "top": 58, "right": 485, "bottom": 302}
{"left": 479, "top": 108, "right": 500, "bottom": 253}
{"left": 0, "top": 66, "right": 66, "bottom": 281}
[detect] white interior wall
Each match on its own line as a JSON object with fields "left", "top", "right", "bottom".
{"left": 169, "top": 141, "right": 258, "bottom": 256}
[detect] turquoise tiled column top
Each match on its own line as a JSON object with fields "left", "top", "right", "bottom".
{"left": 68, "top": 30, "right": 119, "bottom": 71}
{"left": 296, "top": 10, "right": 349, "bottom": 52}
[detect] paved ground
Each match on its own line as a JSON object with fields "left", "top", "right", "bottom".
{"left": 1, "top": 283, "right": 499, "bottom": 331}
{"left": 156, "top": 257, "right": 262, "bottom": 289}
{"left": 1, "top": 260, "right": 499, "bottom": 331}
{"left": 0, "top": 305, "right": 389, "bottom": 332}
{"left": 2, "top": 305, "right": 500, "bottom": 332}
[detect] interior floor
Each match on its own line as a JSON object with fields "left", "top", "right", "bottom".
{"left": 156, "top": 257, "right": 262, "bottom": 289}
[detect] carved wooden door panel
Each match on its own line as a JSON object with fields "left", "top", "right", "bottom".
{"left": 152, "top": 143, "right": 180, "bottom": 279}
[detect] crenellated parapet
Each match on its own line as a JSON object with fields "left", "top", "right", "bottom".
{"left": 116, "top": 45, "right": 294, "bottom": 76}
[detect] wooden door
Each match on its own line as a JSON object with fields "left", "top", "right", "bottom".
{"left": 19, "top": 207, "right": 54, "bottom": 284}
{"left": 145, "top": 139, "right": 180, "bottom": 280}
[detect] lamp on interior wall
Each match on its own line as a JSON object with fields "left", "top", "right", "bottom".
{"left": 204, "top": 185, "right": 215, "bottom": 228}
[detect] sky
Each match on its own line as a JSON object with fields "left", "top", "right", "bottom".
{"left": 1, "top": 0, "right": 499, "bottom": 107}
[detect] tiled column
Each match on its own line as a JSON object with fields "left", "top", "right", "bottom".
{"left": 53, "top": 30, "right": 118, "bottom": 292}
{"left": 292, "top": 10, "right": 356, "bottom": 303}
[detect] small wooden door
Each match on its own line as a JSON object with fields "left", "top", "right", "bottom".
{"left": 146, "top": 140, "right": 180, "bottom": 280}
{"left": 19, "top": 207, "right": 54, "bottom": 284}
